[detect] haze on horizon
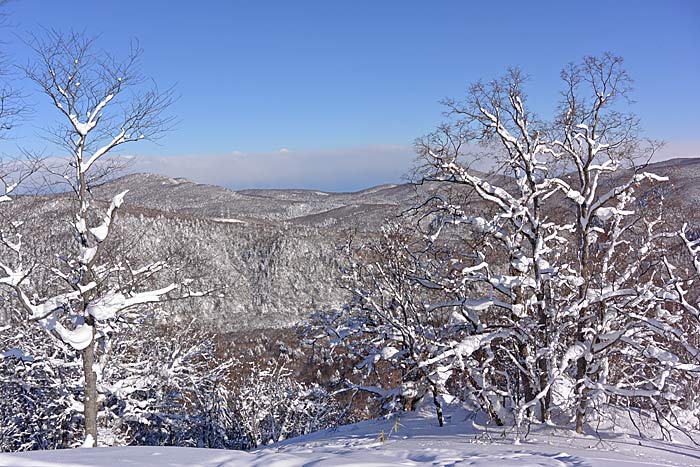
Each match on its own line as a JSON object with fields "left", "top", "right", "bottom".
{"left": 1, "top": 0, "right": 698, "bottom": 191}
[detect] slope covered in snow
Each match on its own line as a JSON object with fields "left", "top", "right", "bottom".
{"left": 6, "top": 158, "right": 697, "bottom": 332}
{"left": 1, "top": 406, "right": 698, "bottom": 466}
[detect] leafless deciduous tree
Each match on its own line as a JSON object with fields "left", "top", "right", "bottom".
{"left": 0, "top": 30, "right": 179, "bottom": 446}
{"left": 322, "top": 54, "right": 700, "bottom": 442}
{"left": 0, "top": 1, "right": 27, "bottom": 139}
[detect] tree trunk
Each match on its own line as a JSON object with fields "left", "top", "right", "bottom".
{"left": 537, "top": 301, "right": 551, "bottom": 423}
{"left": 539, "top": 357, "right": 551, "bottom": 423}
{"left": 574, "top": 198, "right": 591, "bottom": 434}
{"left": 82, "top": 323, "right": 98, "bottom": 446}
{"left": 404, "top": 395, "right": 417, "bottom": 411}
{"left": 574, "top": 334, "right": 588, "bottom": 434}
{"left": 432, "top": 386, "right": 444, "bottom": 427}
{"left": 517, "top": 341, "right": 535, "bottom": 419}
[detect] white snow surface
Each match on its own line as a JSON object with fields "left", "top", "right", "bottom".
{"left": 53, "top": 322, "right": 92, "bottom": 351}
{"left": 1, "top": 406, "right": 698, "bottom": 466}
{"left": 212, "top": 217, "right": 247, "bottom": 224}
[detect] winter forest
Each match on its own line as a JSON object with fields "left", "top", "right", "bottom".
{"left": 0, "top": 2, "right": 699, "bottom": 467}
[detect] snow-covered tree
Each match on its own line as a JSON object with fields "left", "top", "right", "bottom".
{"left": 414, "top": 54, "right": 700, "bottom": 437}
{"left": 99, "top": 320, "right": 234, "bottom": 448}
{"left": 230, "top": 361, "right": 340, "bottom": 449}
{"left": 416, "top": 55, "right": 700, "bottom": 435}
{"left": 319, "top": 54, "right": 700, "bottom": 440}
{"left": 0, "top": 311, "right": 236, "bottom": 451}
{"left": 0, "top": 31, "right": 179, "bottom": 446}
{"left": 313, "top": 225, "right": 470, "bottom": 426}
{"left": 0, "top": 315, "right": 83, "bottom": 451}
{"left": 547, "top": 53, "right": 669, "bottom": 433}
{"left": 0, "top": 3, "right": 25, "bottom": 139}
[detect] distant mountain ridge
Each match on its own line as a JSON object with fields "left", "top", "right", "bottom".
{"left": 6, "top": 157, "right": 698, "bottom": 331}
{"left": 92, "top": 172, "right": 424, "bottom": 230}
{"left": 95, "top": 157, "right": 700, "bottom": 225}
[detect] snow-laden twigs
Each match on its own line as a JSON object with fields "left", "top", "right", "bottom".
{"left": 0, "top": 31, "right": 178, "bottom": 447}
{"left": 318, "top": 54, "right": 700, "bottom": 443}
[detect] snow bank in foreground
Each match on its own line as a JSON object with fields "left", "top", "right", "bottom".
{"left": 1, "top": 407, "right": 698, "bottom": 466}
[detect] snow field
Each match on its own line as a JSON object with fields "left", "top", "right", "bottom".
{"left": 1, "top": 406, "right": 698, "bottom": 467}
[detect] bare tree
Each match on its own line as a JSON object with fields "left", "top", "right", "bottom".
{"left": 551, "top": 53, "right": 664, "bottom": 433}
{"left": 0, "top": 1, "right": 27, "bottom": 139}
{"left": 313, "top": 225, "right": 463, "bottom": 427}
{"left": 0, "top": 30, "right": 177, "bottom": 446}
{"left": 388, "top": 53, "right": 697, "bottom": 439}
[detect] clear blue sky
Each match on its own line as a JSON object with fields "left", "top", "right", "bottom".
{"left": 2, "top": 0, "right": 699, "bottom": 190}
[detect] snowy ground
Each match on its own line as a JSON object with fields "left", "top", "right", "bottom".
{"left": 1, "top": 406, "right": 698, "bottom": 466}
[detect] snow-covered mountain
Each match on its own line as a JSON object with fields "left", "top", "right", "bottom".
{"left": 97, "top": 157, "right": 700, "bottom": 227}
{"left": 8, "top": 158, "right": 699, "bottom": 332}
{"left": 92, "top": 172, "right": 425, "bottom": 229}
{"left": 3, "top": 173, "right": 426, "bottom": 331}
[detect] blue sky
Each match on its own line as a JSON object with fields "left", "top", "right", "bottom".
{"left": 2, "top": 0, "right": 699, "bottom": 190}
